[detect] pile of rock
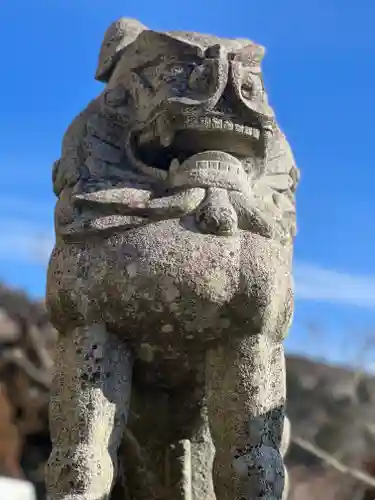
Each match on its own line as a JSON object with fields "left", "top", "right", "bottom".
{"left": 0, "top": 284, "right": 56, "bottom": 498}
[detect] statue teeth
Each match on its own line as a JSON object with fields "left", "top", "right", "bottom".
{"left": 200, "top": 117, "right": 212, "bottom": 128}
{"left": 183, "top": 116, "right": 260, "bottom": 138}
{"left": 139, "top": 116, "right": 261, "bottom": 146}
{"left": 183, "top": 115, "right": 197, "bottom": 127}
{"left": 234, "top": 124, "right": 244, "bottom": 134}
{"left": 223, "top": 120, "right": 234, "bottom": 131}
{"left": 212, "top": 118, "right": 222, "bottom": 129}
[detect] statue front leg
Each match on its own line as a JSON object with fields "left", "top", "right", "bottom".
{"left": 45, "top": 323, "right": 133, "bottom": 500}
{"left": 206, "top": 335, "right": 287, "bottom": 500}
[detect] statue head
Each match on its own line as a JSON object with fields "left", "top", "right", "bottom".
{"left": 95, "top": 18, "right": 279, "bottom": 183}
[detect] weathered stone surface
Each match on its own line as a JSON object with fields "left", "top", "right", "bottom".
{"left": 45, "top": 17, "right": 299, "bottom": 500}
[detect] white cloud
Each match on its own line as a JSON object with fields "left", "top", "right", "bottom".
{"left": 294, "top": 261, "right": 375, "bottom": 309}
{"left": 0, "top": 218, "right": 54, "bottom": 265}
{"left": 0, "top": 196, "right": 55, "bottom": 265}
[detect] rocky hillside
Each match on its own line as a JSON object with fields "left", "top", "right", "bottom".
{"left": 287, "top": 355, "right": 375, "bottom": 463}
{"left": 286, "top": 355, "right": 375, "bottom": 499}
{"left": 0, "top": 282, "right": 374, "bottom": 499}
{"left": 0, "top": 284, "right": 56, "bottom": 498}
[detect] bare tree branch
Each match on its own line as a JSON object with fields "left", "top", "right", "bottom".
{"left": 0, "top": 348, "right": 51, "bottom": 389}
{"left": 292, "top": 435, "right": 375, "bottom": 490}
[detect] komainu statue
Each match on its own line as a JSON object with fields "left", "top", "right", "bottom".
{"left": 45, "top": 17, "right": 299, "bottom": 500}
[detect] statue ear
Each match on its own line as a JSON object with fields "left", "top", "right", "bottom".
{"left": 233, "top": 43, "right": 266, "bottom": 68}
{"left": 95, "top": 18, "right": 147, "bottom": 83}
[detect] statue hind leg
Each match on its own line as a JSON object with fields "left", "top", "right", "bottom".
{"left": 123, "top": 361, "right": 216, "bottom": 500}
{"left": 206, "top": 335, "right": 288, "bottom": 500}
{"left": 167, "top": 371, "right": 216, "bottom": 500}
{"left": 45, "top": 323, "right": 133, "bottom": 500}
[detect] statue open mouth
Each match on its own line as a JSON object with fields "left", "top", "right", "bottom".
{"left": 129, "top": 112, "right": 266, "bottom": 174}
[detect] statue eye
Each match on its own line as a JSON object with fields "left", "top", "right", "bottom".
{"left": 188, "top": 64, "right": 212, "bottom": 92}
{"left": 163, "top": 65, "right": 188, "bottom": 91}
{"left": 170, "top": 66, "right": 185, "bottom": 76}
{"left": 164, "top": 63, "right": 197, "bottom": 93}
{"left": 241, "top": 81, "right": 254, "bottom": 100}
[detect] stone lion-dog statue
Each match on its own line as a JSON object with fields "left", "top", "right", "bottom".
{"left": 45, "top": 17, "right": 299, "bottom": 500}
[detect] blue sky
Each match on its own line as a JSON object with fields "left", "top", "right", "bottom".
{"left": 1, "top": 0, "right": 375, "bottom": 367}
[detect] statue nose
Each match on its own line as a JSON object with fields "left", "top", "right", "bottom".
{"left": 186, "top": 63, "right": 215, "bottom": 95}
{"left": 187, "top": 45, "right": 242, "bottom": 114}
{"left": 168, "top": 45, "right": 229, "bottom": 111}
{"left": 187, "top": 47, "right": 229, "bottom": 97}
